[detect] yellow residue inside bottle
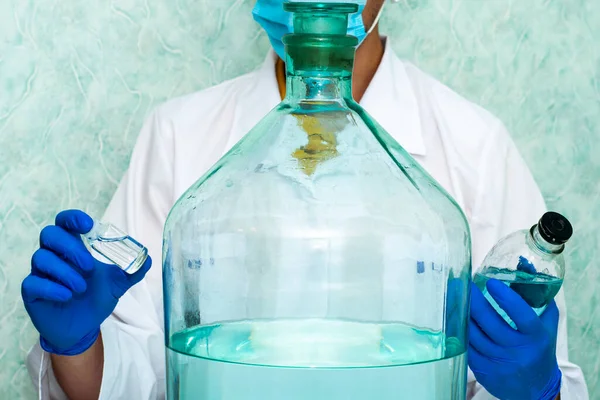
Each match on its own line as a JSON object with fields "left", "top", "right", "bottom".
{"left": 278, "top": 58, "right": 345, "bottom": 176}
{"left": 292, "top": 114, "right": 342, "bottom": 175}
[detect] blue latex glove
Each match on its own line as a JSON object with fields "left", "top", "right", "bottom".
{"left": 469, "top": 280, "right": 562, "bottom": 400}
{"left": 21, "top": 210, "right": 151, "bottom": 356}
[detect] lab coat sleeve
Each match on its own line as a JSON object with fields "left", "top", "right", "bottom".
{"left": 467, "top": 124, "right": 589, "bottom": 400}
{"left": 25, "top": 109, "right": 173, "bottom": 400}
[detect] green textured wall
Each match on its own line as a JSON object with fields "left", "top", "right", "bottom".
{"left": 0, "top": 0, "right": 598, "bottom": 398}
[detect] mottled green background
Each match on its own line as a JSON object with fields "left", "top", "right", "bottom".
{"left": 0, "top": 0, "right": 598, "bottom": 398}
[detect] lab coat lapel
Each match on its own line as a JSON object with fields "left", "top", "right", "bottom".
{"left": 225, "top": 52, "right": 282, "bottom": 154}
{"left": 360, "top": 39, "right": 427, "bottom": 157}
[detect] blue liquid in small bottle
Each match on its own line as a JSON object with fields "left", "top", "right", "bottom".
{"left": 473, "top": 266, "right": 563, "bottom": 328}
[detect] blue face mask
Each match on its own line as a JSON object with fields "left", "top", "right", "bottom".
{"left": 252, "top": 0, "right": 367, "bottom": 60}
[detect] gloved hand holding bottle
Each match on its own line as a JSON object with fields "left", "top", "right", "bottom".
{"left": 469, "top": 279, "right": 562, "bottom": 400}
{"left": 21, "top": 210, "right": 151, "bottom": 356}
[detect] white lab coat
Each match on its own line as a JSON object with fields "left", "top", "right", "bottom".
{"left": 27, "top": 40, "right": 588, "bottom": 399}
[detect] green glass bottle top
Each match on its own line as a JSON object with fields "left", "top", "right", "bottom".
{"left": 285, "top": 2, "right": 359, "bottom": 36}
{"left": 283, "top": 2, "right": 358, "bottom": 76}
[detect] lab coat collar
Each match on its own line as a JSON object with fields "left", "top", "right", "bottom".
{"left": 232, "top": 38, "right": 426, "bottom": 156}
{"left": 360, "top": 39, "right": 426, "bottom": 156}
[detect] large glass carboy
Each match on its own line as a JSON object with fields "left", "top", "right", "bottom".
{"left": 163, "top": 2, "right": 471, "bottom": 399}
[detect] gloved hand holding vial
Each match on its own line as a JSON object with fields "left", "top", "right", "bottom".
{"left": 21, "top": 210, "right": 151, "bottom": 356}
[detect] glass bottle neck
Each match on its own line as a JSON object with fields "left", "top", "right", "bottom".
{"left": 282, "top": 33, "right": 357, "bottom": 106}
{"left": 285, "top": 74, "right": 353, "bottom": 104}
{"left": 528, "top": 225, "right": 564, "bottom": 255}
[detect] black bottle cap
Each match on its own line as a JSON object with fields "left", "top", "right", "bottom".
{"left": 538, "top": 212, "right": 573, "bottom": 245}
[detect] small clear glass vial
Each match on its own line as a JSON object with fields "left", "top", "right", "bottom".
{"left": 83, "top": 221, "right": 148, "bottom": 274}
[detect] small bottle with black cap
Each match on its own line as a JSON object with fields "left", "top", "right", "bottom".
{"left": 473, "top": 212, "right": 573, "bottom": 329}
